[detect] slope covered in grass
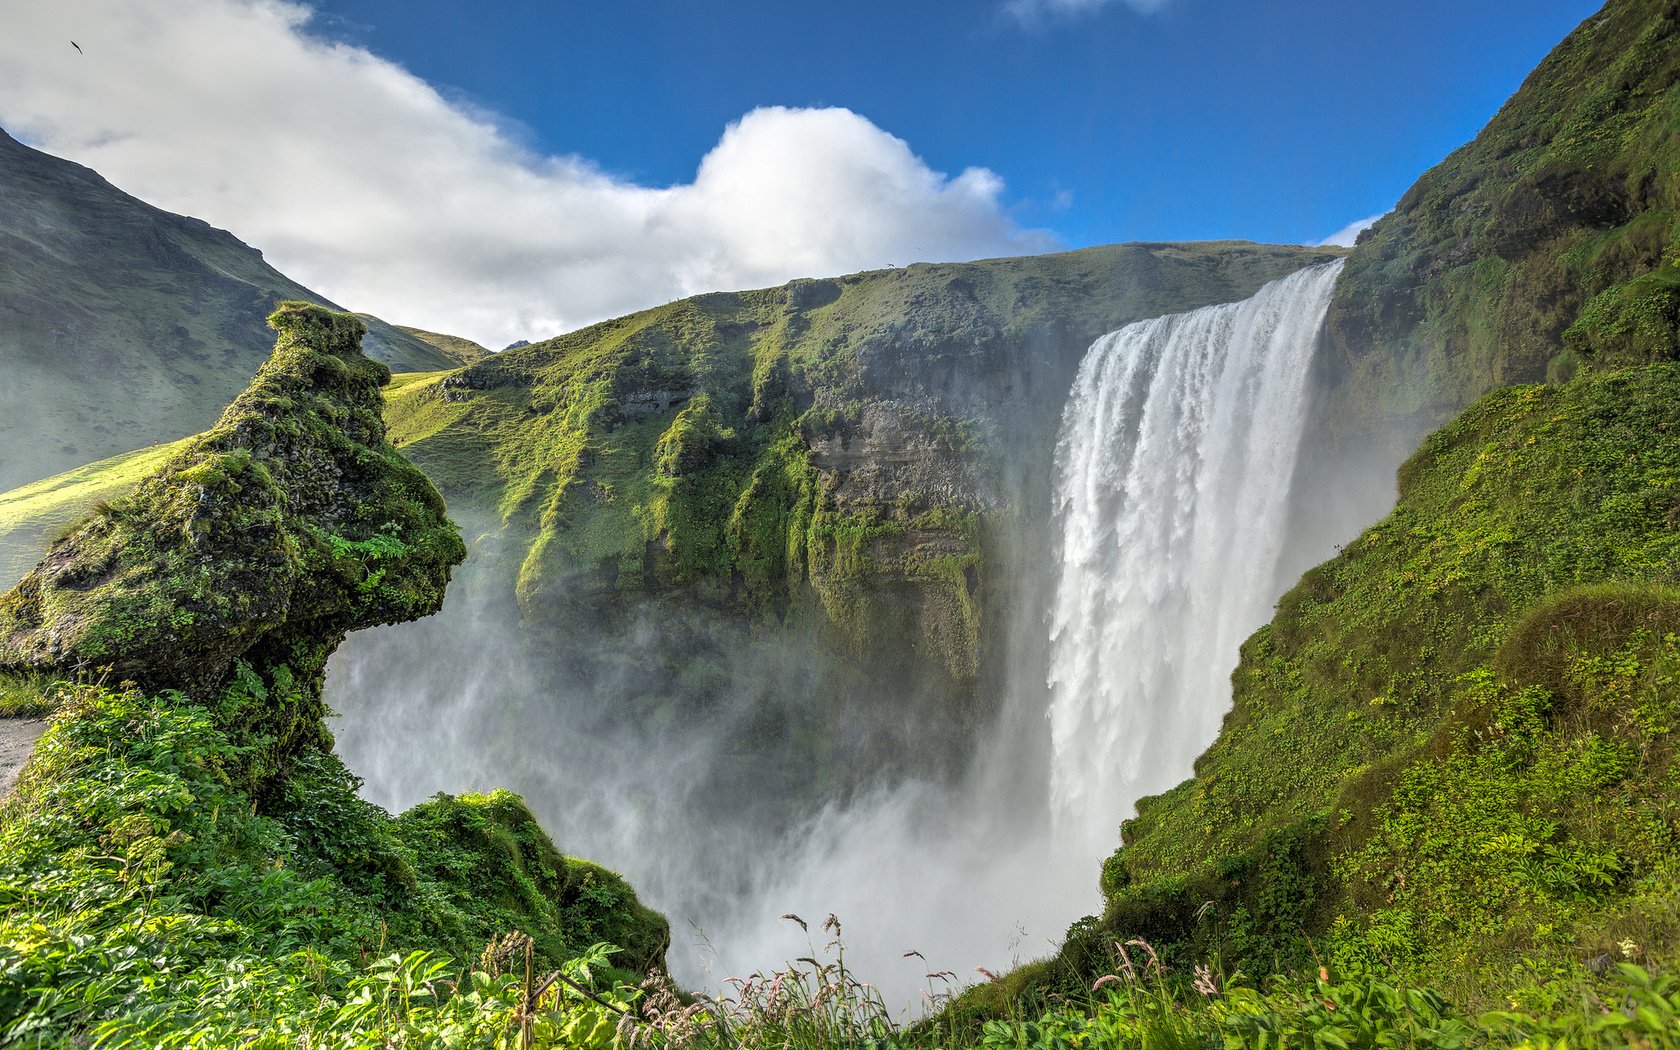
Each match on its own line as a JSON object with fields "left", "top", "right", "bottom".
{"left": 1323, "top": 0, "right": 1680, "bottom": 458}
{"left": 0, "top": 438, "right": 189, "bottom": 587}
{"left": 1027, "top": 364, "right": 1680, "bottom": 1007}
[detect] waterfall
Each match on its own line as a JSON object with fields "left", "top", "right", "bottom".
{"left": 1046, "top": 260, "right": 1344, "bottom": 850}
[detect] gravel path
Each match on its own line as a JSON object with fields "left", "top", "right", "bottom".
{"left": 0, "top": 717, "right": 47, "bottom": 796}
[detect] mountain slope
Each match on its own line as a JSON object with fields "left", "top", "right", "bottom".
{"left": 976, "top": 0, "right": 1680, "bottom": 1014}
{"left": 0, "top": 126, "right": 463, "bottom": 491}
{"left": 389, "top": 322, "right": 490, "bottom": 365}
{"left": 1036, "top": 364, "right": 1680, "bottom": 1006}
{"left": 1322, "top": 0, "right": 1680, "bottom": 458}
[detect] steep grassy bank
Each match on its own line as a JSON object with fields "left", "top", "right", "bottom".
{"left": 995, "top": 363, "right": 1680, "bottom": 1018}
{"left": 983, "top": 0, "right": 1680, "bottom": 1014}
{"left": 0, "top": 306, "right": 663, "bottom": 1045}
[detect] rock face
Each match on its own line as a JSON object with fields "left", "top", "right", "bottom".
{"left": 0, "top": 126, "right": 464, "bottom": 492}
{"left": 0, "top": 303, "right": 465, "bottom": 716}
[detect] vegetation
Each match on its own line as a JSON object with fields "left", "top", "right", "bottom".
{"left": 0, "top": 305, "right": 665, "bottom": 1045}
{"left": 0, "top": 438, "right": 189, "bottom": 588}
{"left": 1322, "top": 0, "right": 1680, "bottom": 460}
{"left": 389, "top": 322, "right": 491, "bottom": 366}
{"left": 985, "top": 364, "right": 1680, "bottom": 1020}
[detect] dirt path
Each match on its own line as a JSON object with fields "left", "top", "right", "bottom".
{"left": 0, "top": 717, "right": 47, "bottom": 796}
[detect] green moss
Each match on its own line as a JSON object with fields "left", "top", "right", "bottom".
{"left": 394, "top": 790, "right": 668, "bottom": 976}
{"left": 0, "top": 302, "right": 465, "bottom": 705}
{"left": 0, "top": 305, "right": 669, "bottom": 1043}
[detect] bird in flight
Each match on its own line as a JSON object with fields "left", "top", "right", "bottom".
{"left": 70, "top": 41, "right": 83, "bottom": 54}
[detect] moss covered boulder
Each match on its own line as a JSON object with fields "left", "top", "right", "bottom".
{"left": 0, "top": 306, "right": 668, "bottom": 1043}
{"left": 0, "top": 302, "right": 465, "bottom": 701}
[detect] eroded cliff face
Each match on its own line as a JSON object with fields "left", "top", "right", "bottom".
{"left": 376, "top": 242, "right": 1342, "bottom": 814}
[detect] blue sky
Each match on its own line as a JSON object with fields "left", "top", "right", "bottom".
{"left": 1, "top": 0, "right": 1604, "bottom": 345}
{"left": 310, "top": 0, "right": 1599, "bottom": 246}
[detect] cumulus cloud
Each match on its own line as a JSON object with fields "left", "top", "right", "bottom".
{"left": 0, "top": 0, "right": 1054, "bottom": 348}
{"left": 1317, "top": 212, "right": 1389, "bottom": 248}
{"left": 1002, "top": 0, "right": 1172, "bottom": 25}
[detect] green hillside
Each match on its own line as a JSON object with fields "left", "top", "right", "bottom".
{"left": 1322, "top": 0, "right": 1680, "bottom": 458}
{"left": 1058, "top": 366, "right": 1680, "bottom": 996}
{"left": 388, "top": 321, "right": 490, "bottom": 365}
{"left": 969, "top": 0, "right": 1680, "bottom": 1022}
{"left": 0, "top": 127, "right": 465, "bottom": 491}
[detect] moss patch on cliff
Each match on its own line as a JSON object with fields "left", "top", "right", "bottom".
{"left": 378, "top": 244, "right": 1339, "bottom": 809}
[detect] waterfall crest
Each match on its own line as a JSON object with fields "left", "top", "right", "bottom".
{"left": 1047, "top": 260, "right": 1344, "bottom": 850}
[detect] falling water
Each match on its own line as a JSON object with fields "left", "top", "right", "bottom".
{"left": 1046, "top": 260, "right": 1344, "bottom": 851}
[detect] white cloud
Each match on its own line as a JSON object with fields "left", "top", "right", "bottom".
{"left": 0, "top": 0, "right": 1055, "bottom": 349}
{"left": 1316, "top": 212, "right": 1388, "bottom": 248}
{"left": 1002, "top": 0, "right": 1172, "bottom": 25}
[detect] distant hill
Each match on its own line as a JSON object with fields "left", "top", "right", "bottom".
{"left": 387, "top": 322, "right": 489, "bottom": 366}
{"left": 0, "top": 126, "right": 462, "bottom": 491}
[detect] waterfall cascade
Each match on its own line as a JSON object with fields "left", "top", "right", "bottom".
{"left": 1046, "top": 260, "right": 1345, "bottom": 851}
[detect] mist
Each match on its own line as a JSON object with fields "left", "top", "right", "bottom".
{"left": 325, "top": 263, "right": 1407, "bottom": 1009}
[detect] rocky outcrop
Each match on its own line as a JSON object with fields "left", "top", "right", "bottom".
{"left": 0, "top": 304, "right": 465, "bottom": 706}
{"left": 1320, "top": 0, "right": 1680, "bottom": 461}
{"left": 0, "top": 306, "right": 667, "bottom": 1018}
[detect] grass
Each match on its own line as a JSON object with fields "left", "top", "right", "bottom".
{"left": 1324, "top": 0, "right": 1680, "bottom": 456}
{"left": 1022, "top": 363, "right": 1680, "bottom": 1012}
{"left": 0, "top": 437, "right": 188, "bottom": 587}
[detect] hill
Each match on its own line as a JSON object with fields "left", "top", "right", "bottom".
{"left": 0, "top": 126, "right": 465, "bottom": 491}
{"left": 962, "top": 0, "right": 1680, "bottom": 1019}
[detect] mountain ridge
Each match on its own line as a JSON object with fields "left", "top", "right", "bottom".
{"left": 0, "top": 125, "right": 467, "bottom": 491}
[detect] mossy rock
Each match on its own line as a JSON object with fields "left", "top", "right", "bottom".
{"left": 0, "top": 303, "right": 466, "bottom": 701}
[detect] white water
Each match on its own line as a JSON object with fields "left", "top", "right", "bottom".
{"left": 329, "top": 259, "right": 1350, "bottom": 1008}
{"left": 1046, "top": 260, "right": 1345, "bottom": 853}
